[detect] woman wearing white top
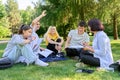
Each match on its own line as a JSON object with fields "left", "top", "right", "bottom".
{"left": 80, "top": 19, "right": 113, "bottom": 69}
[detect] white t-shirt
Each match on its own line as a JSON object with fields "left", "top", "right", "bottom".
{"left": 68, "top": 29, "right": 90, "bottom": 47}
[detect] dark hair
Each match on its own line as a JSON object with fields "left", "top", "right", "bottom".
{"left": 18, "top": 24, "right": 32, "bottom": 34}
{"left": 78, "top": 21, "right": 86, "bottom": 27}
{"left": 88, "top": 19, "right": 104, "bottom": 31}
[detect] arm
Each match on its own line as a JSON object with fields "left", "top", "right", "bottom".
{"left": 93, "top": 35, "right": 108, "bottom": 56}
{"left": 12, "top": 35, "right": 31, "bottom": 45}
{"left": 40, "top": 47, "right": 45, "bottom": 51}
{"left": 32, "top": 10, "right": 46, "bottom": 26}
{"left": 64, "top": 36, "right": 71, "bottom": 49}
{"left": 84, "top": 34, "right": 108, "bottom": 55}
{"left": 83, "top": 46, "right": 94, "bottom": 53}
{"left": 46, "top": 36, "right": 60, "bottom": 45}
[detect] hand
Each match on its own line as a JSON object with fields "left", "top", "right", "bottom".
{"left": 83, "top": 46, "right": 91, "bottom": 51}
{"left": 40, "top": 47, "right": 45, "bottom": 51}
{"left": 82, "top": 42, "right": 88, "bottom": 47}
{"left": 41, "top": 10, "right": 47, "bottom": 17}
{"left": 26, "top": 39, "right": 31, "bottom": 44}
{"left": 83, "top": 46, "right": 94, "bottom": 53}
{"left": 31, "top": 36, "right": 36, "bottom": 41}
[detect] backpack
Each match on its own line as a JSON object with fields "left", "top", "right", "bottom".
{"left": 109, "top": 62, "right": 120, "bottom": 71}
{"left": 0, "top": 57, "right": 13, "bottom": 70}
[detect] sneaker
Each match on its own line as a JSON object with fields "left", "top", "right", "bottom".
{"left": 35, "top": 59, "right": 49, "bottom": 67}
{"left": 56, "top": 52, "right": 65, "bottom": 57}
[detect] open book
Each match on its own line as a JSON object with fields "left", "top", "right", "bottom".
{"left": 38, "top": 49, "right": 53, "bottom": 58}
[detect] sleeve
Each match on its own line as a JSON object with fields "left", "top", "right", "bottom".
{"left": 84, "top": 33, "right": 90, "bottom": 42}
{"left": 68, "top": 30, "right": 73, "bottom": 37}
{"left": 11, "top": 35, "right": 25, "bottom": 45}
{"left": 94, "top": 34, "right": 107, "bottom": 56}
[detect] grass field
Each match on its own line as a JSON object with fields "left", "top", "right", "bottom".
{"left": 0, "top": 40, "right": 120, "bottom": 80}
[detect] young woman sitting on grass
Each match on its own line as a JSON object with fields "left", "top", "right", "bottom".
{"left": 44, "top": 26, "right": 64, "bottom": 57}
{"left": 2, "top": 25, "right": 48, "bottom": 66}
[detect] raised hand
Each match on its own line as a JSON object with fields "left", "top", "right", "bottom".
{"left": 41, "top": 10, "right": 47, "bottom": 17}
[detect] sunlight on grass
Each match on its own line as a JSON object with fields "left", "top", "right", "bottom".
{"left": 0, "top": 40, "right": 120, "bottom": 80}
{"left": 111, "top": 40, "right": 120, "bottom": 43}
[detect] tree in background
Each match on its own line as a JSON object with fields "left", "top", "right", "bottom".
{"left": 33, "top": 0, "right": 100, "bottom": 39}
{"left": 5, "top": 0, "right": 21, "bottom": 34}
{"left": 20, "top": 6, "right": 34, "bottom": 25}
{"left": 0, "top": 0, "right": 120, "bottom": 39}
{"left": 109, "top": 0, "right": 120, "bottom": 40}
{"left": 0, "top": 0, "right": 11, "bottom": 38}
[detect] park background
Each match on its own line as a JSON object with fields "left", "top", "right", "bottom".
{"left": 0, "top": 0, "right": 120, "bottom": 40}
{"left": 0, "top": 0, "right": 120, "bottom": 80}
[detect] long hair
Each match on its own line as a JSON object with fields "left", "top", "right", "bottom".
{"left": 44, "top": 26, "right": 59, "bottom": 41}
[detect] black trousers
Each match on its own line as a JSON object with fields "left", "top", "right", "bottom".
{"left": 80, "top": 49, "right": 100, "bottom": 67}
{"left": 46, "top": 38, "right": 62, "bottom": 55}
{"left": 65, "top": 48, "right": 82, "bottom": 57}
{"left": 47, "top": 43, "right": 58, "bottom": 55}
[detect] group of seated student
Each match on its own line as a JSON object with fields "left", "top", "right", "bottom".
{"left": 1, "top": 10, "right": 114, "bottom": 70}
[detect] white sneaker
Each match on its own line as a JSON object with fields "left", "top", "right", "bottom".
{"left": 35, "top": 59, "right": 49, "bottom": 67}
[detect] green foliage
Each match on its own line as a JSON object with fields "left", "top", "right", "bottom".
{"left": 32, "top": 0, "right": 120, "bottom": 39}
{"left": 0, "top": 1, "right": 10, "bottom": 29}
{"left": 5, "top": 0, "right": 21, "bottom": 34}
{"left": 36, "top": 26, "right": 46, "bottom": 37}
{"left": 20, "top": 6, "right": 34, "bottom": 25}
{"left": 0, "top": 26, "right": 11, "bottom": 38}
{"left": 0, "top": 1, "right": 6, "bottom": 19}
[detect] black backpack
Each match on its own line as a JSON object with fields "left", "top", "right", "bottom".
{"left": 109, "top": 62, "right": 120, "bottom": 71}
{"left": 0, "top": 57, "right": 13, "bottom": 70}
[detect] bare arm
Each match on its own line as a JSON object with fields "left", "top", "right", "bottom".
{"left": 32, "top": 10, "right": 46, "bottom": 26}
{"left": 64, "top": 37, "right": 71, "bottom": 49}
{"left": 46, "top": 36, "right": 60, "bottom": 45}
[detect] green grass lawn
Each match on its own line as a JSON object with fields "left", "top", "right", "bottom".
{"left": 0, "top": 40, "right": 120, "bottom": 80}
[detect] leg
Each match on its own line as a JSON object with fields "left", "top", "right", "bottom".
{"left": 21, "top": 44, "right": 37, "bottom": 64}
{"left": 65, "top": 48, "right": 81, "bottom": 57}
{"left": 80, "top": 53, "right": 100, "bottom": 67}
{"left": 47, "top": 43, "right": 57, "bottom": 55}
{"left": 21, "top": 44, "right": 48, "bottom": 66}
{"left": 7, "top": 46, "right": 21, "bottom": 62}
